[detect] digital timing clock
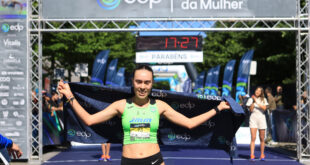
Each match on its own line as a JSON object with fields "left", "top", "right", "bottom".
{"left": 136, "top": 36, "right": 203, "bottom": 51}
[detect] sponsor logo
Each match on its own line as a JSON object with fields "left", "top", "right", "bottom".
{"left": 129, "top": 117, "right": 152, "bottom": 123}
{"left": 171, "top": 101, "right": 195, "bottom": 110}
{"left": 168, "top": 132, "right": 191, "bottom": 141}
{"left": 13, "top": 93, "right": 24, "bottom": 97}
{"left": 3, "top": 111, "right": 8, "bottom": 118}
{"left": 96, "top": 58, "right": 106, "bottom": 64}
{"left": 1, "top": 23, "right": 24, "bottom": 33}
{"left": 3, "top": 39, "right": 21, "bottom": 47}
{"left": 13, "top": 111, "right": 25, "bottom": 118}
{"left": 0, "top": 92, "right": 9, "bottom": 97}
{"left": 12, "top": 84, "right": 24, "bottom": 90}
{"left": 243, "top": 59, "right": 250, "bottom": 64}
{"left": 0, "top": 77, "right": 10, "bottom": 82}
{"left": 67, "top": 129, "right": 76, "bottom": 137}
{"left": 227, "top": 66, "right": 233, "bottom": 71}
{"left": 3, "top": 54, "right": 21, "bottom": 64}
{"left": 12, "top": 99, "right": 25, "bottom": 105}
{"left": 109, "top": 66, "right": 116, "bottom": 70}
{"left": 1, "top": 24, "right": 10, "bottom": 32}
{"left": 117, "top": 72, "right": 123, "bottom": 76}
{"left": 4, "top": 132, "right": 20, "bottom": 137}
{"left": 0, "top": 84, "right": 9, "bottom": 90}
{"left": 97, "top": 0, "right": 121, "bottom": 10}
{"left": 97, "top": 0, "right": 161, "bottom": 10}
{"left": 16, "top": 121, "right": 22, "bottom": 126}
{"left": 151, "top": 90, "right": 167, "bottom": 98}
{"left": 201, "top": 120, "right": 215, "bottom": 128}
{"left": 197, "top": 94, "right": 221, "bottom": 100}
{"left": 67, "top": 129, "right": 92, "bottom": 139}
{"left": 1, "top": 71, "right": 24, "bottom": 76}
{"left": 1, "top": 99, "right": 8, "bottom": 105}
{"left": 12, "top": 77, "right": 25, "bottom": 81}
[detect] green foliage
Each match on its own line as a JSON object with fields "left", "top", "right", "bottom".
{"left": 196, "top": 28, "right": 296, "bottom": 86}
{"left": 43, "top": 31, "right": 136, "bottom": 80}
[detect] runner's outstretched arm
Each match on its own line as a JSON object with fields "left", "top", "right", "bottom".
{"left": 57, "top": 80, "right": 120, "bottom": 126}
{"left": 160, "top": 100, "right": 230, "bottom": 129}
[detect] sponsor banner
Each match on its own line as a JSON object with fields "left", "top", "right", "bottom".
{"left": 65, "top": 82, "right": 244, "bottom": 153}
{"left": 43, "top": 0, "right": 297, "bottom": 19}
{"left": 235, "top": 50, "right": 254, "bottom": 104}
{"left": 136, "top": 51, "right": 203, "bottom": 63}
{"left": 210, "top": 65, "right": 220, "bottom": 96}
{"left": 0, "top": 19, "right": 28, "bottom": 159}
{"left": 105, "top": 59, "right": 118, "bottom": 85}
{"left": 111, "top": 67, "right": 126, "bottom": 87}
{"left": 222, "top": 60, "right": 236, "bottom": 97}
{"left": 91, "top": 50, "right": 110, "bottom": 85}
{"left": 193, "top": 71, "right": 205, "bottom": 95}
{"left": 204, "top": 68, "right": 214, "bottom": 95}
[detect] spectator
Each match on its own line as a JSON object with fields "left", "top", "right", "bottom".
{"left": 275, "top": 86, "right": 284, "bottom": 110}
{"left": 99, "top": 143, "right": 111, "bottom": 161}
{"left": 50, "top": 91, "right": 63, "bottom": 117}
{"left": 265, "top": 87, "right": 277, "bottom": 143}
{"left": 246, "top": 87, "right": 268, "bottom": 161}
{"left": 0, "top": 134, "right": 22, "bottom": 159}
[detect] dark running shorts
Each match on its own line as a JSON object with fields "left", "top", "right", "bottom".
{"left": 121, "top": 152, "right": 164, "bottom": 165}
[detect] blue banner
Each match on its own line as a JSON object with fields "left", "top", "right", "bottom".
{"left": 90, "top": 50, "right": 110, "bottom": 85}
{"left": 183, "top": 78, "right": 192, "bottom": 93}
{"left": 210, "top": 65, "right": 221, "bottom": 96}
{"left": 222, "top": 60, "right": 236, "bottom": 97}
{"left": 204, "top": 68, "right": 214, "bottom": 95}
{"left": 193, "top": 71, "right": 205, "bottom": 95}
{"left": 105, "top": 59, "right": 118, "bottom": 85}
{"left": 64, "top": 83, "right": 244, "bottom": 153}
{"left": 111, "top": 67, "right": 126, "bottom": 87}
{"left": 235, "top": 50, "right": 254, "bottom": 103}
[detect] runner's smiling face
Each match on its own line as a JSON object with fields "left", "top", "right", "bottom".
{"left": 133, "top": 69, "right": 153, "bottom": 100}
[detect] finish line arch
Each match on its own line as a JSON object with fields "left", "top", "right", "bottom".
{"left": 27, "top": 0, "right": 310, "bottom": 163}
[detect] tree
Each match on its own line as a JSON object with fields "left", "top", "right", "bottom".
{"left": 43, "top": 31, "right": 136, "bottom": 82}
{"left": 197, "top": 28, "right": 295, "bottom": 87}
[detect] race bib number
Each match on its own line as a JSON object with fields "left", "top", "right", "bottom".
{"left": 130, "top": 123, "right": 150, "bottom": 140}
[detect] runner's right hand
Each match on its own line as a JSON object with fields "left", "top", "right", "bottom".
{"left": 57, "top": 80, "right": 73, "bottom": 99}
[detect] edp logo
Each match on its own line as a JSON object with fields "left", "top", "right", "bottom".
{"left": 124, "top": 0, "right": 162, "bottom": 9}
{"left": 98, "top": 0, "right": 162, "bottom": 10}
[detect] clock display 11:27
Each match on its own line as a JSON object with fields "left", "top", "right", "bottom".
{"left": 136, "top": 36, "right": 203, "bottom": 51}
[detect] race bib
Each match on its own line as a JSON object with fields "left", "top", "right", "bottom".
{"left": 130, "top": 123, "right": 150, "bottom": 140}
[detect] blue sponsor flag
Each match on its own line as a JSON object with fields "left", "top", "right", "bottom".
{"left": 183, "top": 78, "right": 192, "bottom": 93}
{"left": 235, "top": 50, "right": 254, "bottom": 103}
{"left": 111, "top": 67, "right": 126, "bottom": 87}
{"left": 222, "top": 60, "right": 236, "bottom": 97}
{"left": 204, "top": 68, "right": 214, "bottom": 95}
{"left": 105, "top": 59, "right": 118, "bottom": 85}
{"left": 90, "top": 50, "right": 110, "bottom": 85}
{"left": 210, "top": 65, "right": 221, "bottom": 96}
{"left": 193, "top": 71, "right": 205, "bottom": 95}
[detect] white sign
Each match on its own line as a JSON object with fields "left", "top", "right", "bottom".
{"left": 136, "top": 51, "right": 203, "bottom": 63}
{"left": 250, "top": 61, "right": 257, "bottom": 75}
